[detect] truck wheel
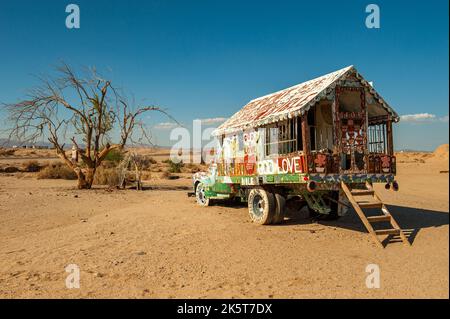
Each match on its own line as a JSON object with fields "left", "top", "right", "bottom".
{"left": 248, "top": 188, "right": 275, "bottom": 225}
{"left": 195, "top": 182, "right": 210, "bottom": 207}
{"left": 272, "top": 193, "right": 286, "bottom": 224}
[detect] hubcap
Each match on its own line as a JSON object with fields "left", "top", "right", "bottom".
{"left": 252, "top": 194, "right": 264, "bottom": 217}
{"left": 197, "top": 184, "right": 207, "bottom": 204}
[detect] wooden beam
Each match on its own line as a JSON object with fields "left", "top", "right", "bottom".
{"left": 386, "top": 118, "right": 394, "bottom": 156}
{"left": 301, "top": 113, "right": 310, "bottom": 173}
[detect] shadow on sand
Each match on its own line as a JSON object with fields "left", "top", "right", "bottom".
{"left": 290, "top": 204, "right": 449, "bottom": 245}
{"left": 209, "top": 198, "right": 449, "bottom": 246}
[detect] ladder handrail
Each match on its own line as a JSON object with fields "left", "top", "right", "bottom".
{"left": 341, "top": 182, "right": 383, "bottom": 248}
{"left": 341, "top": 181, "right": 410, "bottom": 248}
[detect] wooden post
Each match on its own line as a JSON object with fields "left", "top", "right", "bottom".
{"left": 301, "top": 113, "right": 310, "bottom": 173}
{"left": 386, "top": 118, "right": 394, "bottom": 156}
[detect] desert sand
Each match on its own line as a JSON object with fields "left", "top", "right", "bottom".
{"left": 0, "top": 146, "right": 448, "bottom": 298}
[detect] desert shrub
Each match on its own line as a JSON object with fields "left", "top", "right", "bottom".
{"left": 0, "top": 148, "right": 15, "bottom": 156}
{"left": 38, "top": 162, "right": 77, "bottom": 180}
{"left": 132, "top": 155, "right": 156, "bottom": 170}
{"left": 101, "top": 160, "right": 118, "bottom": 169}
{"left": 4, "top": 166, "right": 20, "bottom": 173}
{"left": 93, "top": 166, "right": 121, "bottom": 186}
{"left": 166, "top": 159, "right": 184, "bottom": 173}
{"left": 161, "top": 171, "right": 171, "bottom": 179}
{"left": 151, "top": 166, "right": 162, "bottom": 172}
{"left": 22, "top": 160, "right": 41, "bottom": 172}
{"left": 104, "top": 148, "right": 124, "bottom": 163}
{"left": 184, "top": 163, "right": 203, "bottom": 173}
{"left": 141, "top": 171, "right": 152, "bottom": 180}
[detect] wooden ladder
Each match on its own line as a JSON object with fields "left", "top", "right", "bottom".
{"left": 341, "top": 181, "right": 410, "bottom": 248}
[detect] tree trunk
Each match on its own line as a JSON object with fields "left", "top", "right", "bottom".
{"left": 76, "top": 168, "right": 95, "bottom": 189}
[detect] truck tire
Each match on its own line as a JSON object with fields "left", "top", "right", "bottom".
{"left": 272, "top": 193, "right": 286, "bottom": 224}
{"left": 195, "top": 182, "right": 210, "bottom": 207}
{"left": 248, "top": 188, "right": 275, "bottom": 225}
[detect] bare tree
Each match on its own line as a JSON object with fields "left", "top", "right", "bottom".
{"left": 3, "top": 63, "right": 172, "bottom": 189}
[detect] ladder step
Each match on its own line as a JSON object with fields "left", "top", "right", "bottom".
{"left": 358, "top": 202, "right": 383, "bottom": 209}
{"left": 351, "top": 190, "right": 375, "bottom": 196}
{"left": 367, "top": 215, "right": 391, "bottom": 222}
{"left": 375, "top": 229, "right": 401, "bottom": 236}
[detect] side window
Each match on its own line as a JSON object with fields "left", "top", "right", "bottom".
{"left": 368, "top": 123, "right": 387, "bottom": 154}
{"left": 264, "top": 125, "right": 278, "bottom": 156}
{"left": 264, "top": 117, "right": 302, "bottom": 156}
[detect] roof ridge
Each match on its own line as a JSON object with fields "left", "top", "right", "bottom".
{"left": 249, "top": 65, "right": 354, "bottom": 103}
{"left": 213, "top": 65, "right": 398, "bottom": 136}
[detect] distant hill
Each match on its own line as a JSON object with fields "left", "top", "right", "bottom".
{"left": 430, "top": 144, "right": 449, "bottom": 161}
{"left": 0, "top": 138, "right": 53, "bottom": 149}
{"left": 395, "top": 148, "right": 433, "bottom": 153}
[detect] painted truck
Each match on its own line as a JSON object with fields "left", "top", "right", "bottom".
{"left": 192, "top": 66, "right": 400, "bottom": 228}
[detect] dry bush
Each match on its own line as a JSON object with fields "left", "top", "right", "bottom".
{"left": 4, "top": 166, "right": 20, "bottom": 173}
{"left": 160, "top": 170, "right": 180, "bottom": 180}
{"left": 184, "top": 163, "right": 204, "bottom": 173}
{"left": 22, "top": 160, "right": 41, "bottom": 172}
{"left": 166, "top": 159, "right": 184, "bottom": 173}
{"left": 0, "top": 148, "right": 16, "bottom": 156}
{"left": 161, "top": 171, "right": 171, "bottom": 179}
{"left": 38, "top": 162, "right": 77, "bottom": 180}
{"left": 132, "top": 155, "right": 157, "bottom": 170}
{"left": 151, "top": 165, "right": 163, "bottom": 172}
{"left": 101, "top": 160, "right": 118, "bottom": 169}
{"left": 104, "top": 148, "right": 124, "bottom": 163}
{"left": 141, "top": 171, "right": 152, "bottom": 180}
{"left": 93, "top": 166, "right": 121, "bottom": 186}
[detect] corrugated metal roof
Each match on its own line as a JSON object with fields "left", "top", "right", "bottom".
{"left": 213, "top": 66, "right": 399, "bottom": 136}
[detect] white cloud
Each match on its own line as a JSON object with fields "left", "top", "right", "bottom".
{"left": 438, "top": 115, "right": 449, "bottom": 122}
{"left": 400, "top": 113, "right": 448, "bottom": 123}
{"left": 194, "top": 117, "right": 228, "bottom": 125}
{"left": 153, "top": 122, "right": 179, "bottom": 130}
{"left": 400, "top": 113, "right": 435, "bottom": 122}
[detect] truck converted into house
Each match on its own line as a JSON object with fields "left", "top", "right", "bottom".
{"left": 192, "top": 66, "right": 409, "bottom": 247}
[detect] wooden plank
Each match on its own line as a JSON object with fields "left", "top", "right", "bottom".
{"left": 372, "top": 193, "right": 411, "bottom": 246}
{"left": 351, "top": 190, "right": 375, "bottom": 196}
{"left": 367, "top": 215, "right": 391, "bottom": 222}
{"left": 375, "top": 229, "right": 401, "bottom": 236}
{"left": 301, "top": 114, "right": 309, "bottom": 173}
{"left": 358, "top": 202, "right": 383, "bottom": 209}
{"left": 341, "top": 182, "right": 383, "bottom": 248}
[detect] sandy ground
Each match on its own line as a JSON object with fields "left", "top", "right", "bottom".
{"left": 0, "top": 148, "right": 448, "bottom": 298}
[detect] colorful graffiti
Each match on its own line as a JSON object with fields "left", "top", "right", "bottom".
{"left": 256, "top": 156, "right": 306, "bottom": 175}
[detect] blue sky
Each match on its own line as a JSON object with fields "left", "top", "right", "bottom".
{"left": 0, "top": 0, "right": 448, "bottom": 150}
